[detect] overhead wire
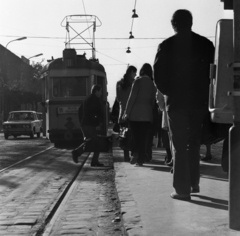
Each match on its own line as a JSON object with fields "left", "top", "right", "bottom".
{"left": 95, "top": 49, "right": 128, "bottom": 65}
{"left": 0, "top": 35, "right": 215, "bottom": 40}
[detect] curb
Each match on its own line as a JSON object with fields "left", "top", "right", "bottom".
{"left": 113, "top": 147, "right": 147, "bottom": 236}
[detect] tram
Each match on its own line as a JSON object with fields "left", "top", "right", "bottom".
{"left": 41, "top": 15, "right": 108, "bottom": 146}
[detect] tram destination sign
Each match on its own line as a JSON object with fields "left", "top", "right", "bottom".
{"left": 58, "top": 106, "right": 79, "bottom": 114}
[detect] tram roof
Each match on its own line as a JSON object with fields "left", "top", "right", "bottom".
{"left": 42, "top": 54, "right": 106, "bottom": 74}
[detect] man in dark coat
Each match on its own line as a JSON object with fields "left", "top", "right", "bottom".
{"left": 154, "top": 9, "right": 214, "bottom": 200}
{"left": 72, "top": 84, "right": 104, "bottom": 167}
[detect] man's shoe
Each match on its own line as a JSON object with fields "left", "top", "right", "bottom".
{"left": 130, "top": 153, "right": 137, "bottom": 165}
{"left": 72, "top": 150, "right": 79, "bottom": 163}
{"left": 170, "top": 192, "right": 191, "bottom": 201}
{"left": 135, "top": 162, "right": 143, "bottom": 167}
{"left": 145, "top": 154, "right": 152, "bottom": 163}
{"left": 201, "top": 154, "right": 212, "bottom": 161}
{"left": 191, "top": 187, "right": 200, "bottom": 194}
{"left": 91, "top": 162, "right": 104, "bottom": 167}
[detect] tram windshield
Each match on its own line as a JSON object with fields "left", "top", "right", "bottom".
{"left": 52, "top": 76, "right": 87, "bottom": 98}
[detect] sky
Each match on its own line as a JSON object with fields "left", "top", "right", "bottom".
{"left": 0, "top": 0, "right": 233, "bottom": 106}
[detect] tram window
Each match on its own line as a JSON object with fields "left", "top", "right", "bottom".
{"left": 96, "top": 76, "right": 104, "bottom": 86}
{"left": 52, "top": 77, "right": 87, "bottom": 97}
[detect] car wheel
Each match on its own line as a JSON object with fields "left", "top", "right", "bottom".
{"left": 4, "top": 133, "right": 9, "bottom": 140}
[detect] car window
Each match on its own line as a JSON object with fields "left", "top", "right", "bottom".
{"left": 25, "top": 113, "right": 34, "bottom": 120}
{"left": 8, "top": 112, "right": 35, "bottom": 121}
{"left": 8, "top": 113, "right": 20, "bottom": 121}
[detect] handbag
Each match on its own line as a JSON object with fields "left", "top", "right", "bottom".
{"left": 162, "top": 110, "right": 169, "bottom": 130}
{"left": 113, "top": 122, "right": 120, "bottom": 133}
{"left": 118, "top": 126, "right": 133, "bottom": 151}
{"left": 84, "top": 135, "right": 112, "bottom": 152}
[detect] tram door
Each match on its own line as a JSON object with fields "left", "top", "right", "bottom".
{"left": 209, "top": 19, "right": 233, "bottom": 124}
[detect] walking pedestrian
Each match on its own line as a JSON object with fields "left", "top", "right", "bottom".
{"left": 116, "top": 65, "right": 137, "bottom": 161}
{"left": 72, "top": 84, "right": 104, "bottom": 167}
{"left": 154, "top": 9, "right": 214, "bottom": 200}
{"left": 124, "top": 63, "right": 157, "bottom": 166}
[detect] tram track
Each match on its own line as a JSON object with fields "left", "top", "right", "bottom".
{"left": 0, "top": 130, "right": 124, "bottom": 235}
{"left": 0, "top": 146, "right": 92, "bottom": 236}
{"left": 36, "top": 150, "right": 125, "bottom": 236}
{"left": 0, "top": 146, "right": 54, "bottom": 174}
{"left": 35, "top": 152, "right": 90, "bottom": 236}
{"left": 0, "top": 135, "right": 53, "bottom": 172}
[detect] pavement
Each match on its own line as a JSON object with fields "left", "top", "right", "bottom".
{"left": 112, "top": 135, "right": 240, "bottom": 236}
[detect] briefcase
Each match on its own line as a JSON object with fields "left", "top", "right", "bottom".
{"left": 84, "top": 135, "right": 112, "bottom": 152}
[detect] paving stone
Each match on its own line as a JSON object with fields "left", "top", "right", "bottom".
{"left": 0, "top": 219, "right": 15, "bottom": 225}
{"left": 9, "top": 225, "right": 33, "bottom": 229}
{"left": 34, "top": 200, "right": 50, "bottom": 204}
{"left": 0, "top": 225, "right": 8, "bottom": 229}
{"left": 60, "top": 229, "right": 94, "bottom": 235}
{"left": 23, "top": 211, "right": 42, "bottom": 216}
{"left": 14, "top": 218, "right": 37, "bottom": 225}
{"left": 66, "top": 214, "right": 92, "bottom": 220}
{"left": 0, "top": 230, "right": 10, "bottom": 235}
{"left": 62, "top": 224, "right": 93, "bottom": 230}
{"left": 62, "top": 221, "right": 92, "bottom": 226}
{"left": 0, "top": 212, "right": 18, "bottom": 216}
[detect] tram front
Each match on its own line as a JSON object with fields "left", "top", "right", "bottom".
{"left": 41, "top": 49, "right": 108, "bottom": 146}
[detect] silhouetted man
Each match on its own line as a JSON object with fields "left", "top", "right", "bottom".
{"left": 154, "top": 9, "right": 214, "bottom": 200}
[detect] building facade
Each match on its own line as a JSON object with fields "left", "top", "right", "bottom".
{"left": 0, "top": 44, "right": 42, "bottom": 129}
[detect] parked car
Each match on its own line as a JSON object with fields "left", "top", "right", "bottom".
{"left": 2, "top": 111, "right": 42, "bottom": 139}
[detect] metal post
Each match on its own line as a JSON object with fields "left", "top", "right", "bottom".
{"left": 229, "top": 0, "right": 240, "bottom": 230}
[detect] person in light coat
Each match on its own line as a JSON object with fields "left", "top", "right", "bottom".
{"left": 124, "top": 63, "right": 157, "bottom": 166}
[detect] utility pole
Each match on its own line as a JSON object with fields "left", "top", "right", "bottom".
{"left": 229, "top": 0, "right": 240, "bottom": 230}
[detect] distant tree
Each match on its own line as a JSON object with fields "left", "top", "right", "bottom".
{"left": 3, "top": 60, "right": 46, "bottom": 117}
{"left": 29, "top": 60, "right": 45, "bottom": 94}
{"left": 5, "top": 59, "right": 45, "bottom": 94}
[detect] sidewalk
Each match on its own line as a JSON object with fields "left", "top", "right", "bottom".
{"left": 113, "top": 142, "right": 239, "bottom": 235}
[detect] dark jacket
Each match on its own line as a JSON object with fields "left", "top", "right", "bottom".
{"left": 116, "top": 78, "right": 134, "bottom": 124}
{"left": 82, "top": 93, "right": 102, "bottom": 127}
{"left": 153, "top": 31, "right": 214, "bottom": 111}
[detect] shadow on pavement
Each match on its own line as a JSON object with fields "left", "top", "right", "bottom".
{"left": 190, "top": 195, "right": 228, "bottom": 211}
{"left": 139, "top": 157, "right": 228, "bottom": 182}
